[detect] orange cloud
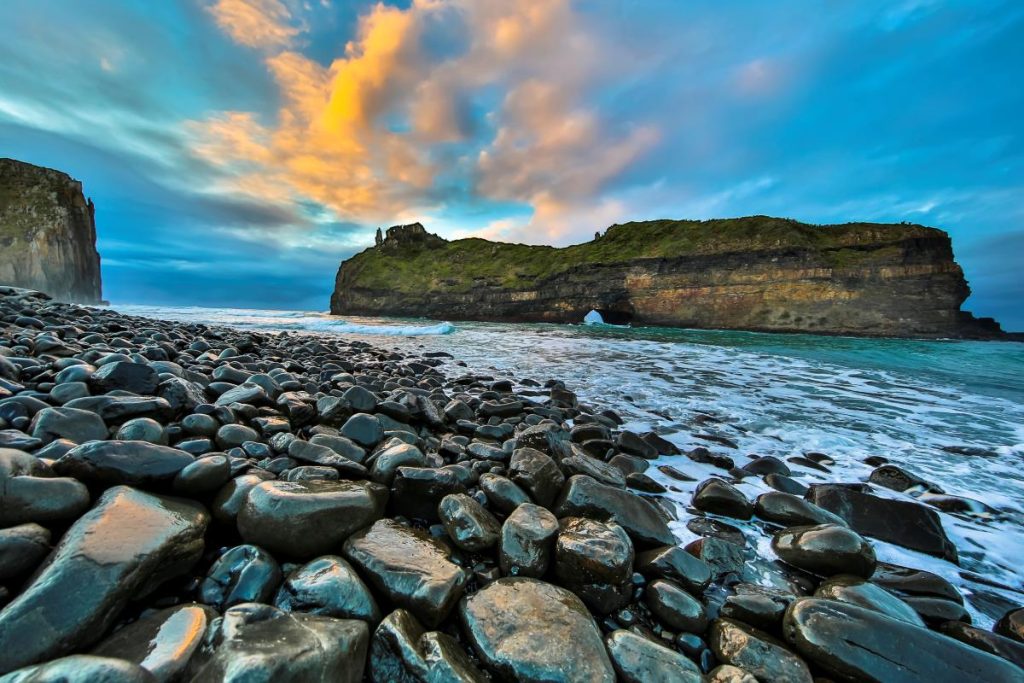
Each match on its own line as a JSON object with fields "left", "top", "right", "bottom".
{"left": 191, "top": 0, "right": 660, "bottom": 239}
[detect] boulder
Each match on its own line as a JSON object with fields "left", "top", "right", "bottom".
{"left": 554, "top": 475, "right": 674, "bottom": 547}
{"left": 814, "top": 575, "right": 925, "bottom": 626}
{"left": 555, "top": 517, "right": 634, "bottom": 614}
{"left": 30, "top": 406, "right": 108, "bottom": 444}
{"left": 1, "top": 655, "right": 157, "bottom": 682}
{"left": 772, "top": 524, "right": 876, "bottom": 578}
{"left": 90, "top": 361, "right": 159, "bottom": 395}
{"left": 754, "top": 491, "right": 846, "bottom": 527}
{"left": 369, "top": 609, "right": 486, "bottom": 683}
{"left": 55, "top": 440, "right": 195, "bottom": 489}
{"left": 634, "top": 545, "right": 712, "bottom": 595}
{"left": 693, "top": 478, "right": 753, "bottom": 519}
{"left": 199, "top": 544, "right": 282, "bottom": 611}
{"left": 275, "top": 555, "right": 381, "bottom": 624}
{"left": 238, "top": 479, "right": 387, "bottom": 558}
{"left": 0, "top": 522, "right": 50, "bottom": 581}
{"left": 508, "top": 447, "right": 564, "bottom": 507}
{"left": 438, "top": 493, "right": 501, "bottom": 552}
{"left": 499, "top": 502, "right": 559, "bottom": 578}
{"left": 0, "top": 486, "right": 209, "bottom": 674}
{"left": 459, "top": 578, "right": 615, "bottom": 682}
{"left": 646, "top": 579, "right": 708, "bottom": 633}
{"left": 343, "top": 519, "right": 467, "bottom": 628}
{"left": 710, "top": 618, "right": 813, "bottom": 683}
{"left": 996, "top": 607, "right": 1024, "bottom": 644}
{"left": 605, "top": 630, "right": 702, "bottom": 683}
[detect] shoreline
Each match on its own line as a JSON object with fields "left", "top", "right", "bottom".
{"left": 1, "top": 286, "right": 1023, "bottom": 680}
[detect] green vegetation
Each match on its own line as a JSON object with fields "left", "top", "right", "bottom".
{"left": 341, "top": 216, "right": 943, "bottom": 294}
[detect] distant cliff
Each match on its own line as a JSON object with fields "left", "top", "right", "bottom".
{"left": 331, "top": 218, "right": 1003, "bottom": 338}
{"left": 0, "top": 158, "right": 102, "bottom": 303}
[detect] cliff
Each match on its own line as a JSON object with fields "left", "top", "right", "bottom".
{"left": 0, "top": 158, "right": 102, "bottom": 303}
{"left": 331, "top": 217, "right": 1002, "bottom": 338}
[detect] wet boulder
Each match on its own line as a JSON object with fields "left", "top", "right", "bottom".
{"left": 996, "top": 607, "right": 1024, "bottom": 643}
{"left": 91, "top": 604, "right": 216, "bottom": 682}
{"left": 937, "top": 621, "right": 1024, "bottom": 669}
{"left": 554, "top": 475, "right": 675, "bottom": 547}
{"left": 438, "top": 493, "right": 501, "bottom": 552}
{"left": 692, "top": 478, "right": 754, "bottom": 520}
{"left": 508, "top": 447, "right": 564, "bottom": 507}
{"left": 814, "top": 575, "right": 924, "bottom": 626}
{"left": 275, "top": 555, "right": 381, "bottom": 624}
{"left": 499, "top": 502, "right": 559, "bottom": 578}
{"left": 605, "top": 629, "right": 702, "bottom": 683}
{"left": 188, "top": 603, "right": 368, "bottom": 683}
{"left": 369, "top": 442, "right": 426, "bottom": 485}
{"left": 634, "top": 544, "right": 712, "bottom": 595}
{"left": 710, "top": 618, "right": 812, "bottom": 683}
{"left": 479, "top": 473, "right": 530, "bottom": 514}
{"left": 55, "top": 440, "right": 195, "bottom": 489}
{"left": 199, "top": 544, "right": 282, "bottom": 611}
{"left": 646, "top": 578, "right": 708, "bottom": 633}
{"left": 90, "top": 361, "right": 159, "bottom": 395}
{"left": 754, "top": 491, "right": 846, "bottom": 527}
{"left": 783, "top": 598, "right": 1024, "bottom": 683}
{"left": 238, "top": 479, "right": 387, "bottom": 559}
{"left": 0, "top": 655, "right": 157, "bottom": 682}
{"left": 29, "top": 406, "right": 108, "bottom": 444}
{"left": 343, "top": 519, "right": 467, "bottom": 628}
{"left": 459, "top": 577, "right": 615, "bottom": 682}
{"left": 771, "top": 523, "right": 876, "bottom": 578}
{"left": 369, "top": 609, "right": 486, "bottom": 683}
{"left": 66, "top": 395, "right": 174, "bottom": 424}
{"left": 390, "top": 467, "right": 466, "bottom": 521}
{"left": 0, "top": 522, "right": 50, "bottom": 581}
{"left": 0, "top": 486, "right": 209, "bottom": 674}
{"left": 555, "top": 516, "right": 634, "bottom": 614}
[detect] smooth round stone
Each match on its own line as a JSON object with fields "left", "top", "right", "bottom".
{"left": 937, "top": 621, "right": 1024, "bottom": 670}
{"left": 50, "top": 381, "right": 91, "bottom": 404}
{"left": 216, "top": 424, "right": 259, "bottom": 449}
{"left": 90, "top": 361, "right": 160, "bottom": 395}
{"left": 173, "top": 454, "right": 231, "bottom": 497}
{"left": 763, "top": 473, "right": 808, "bottom": 496}
{"left": 0, "top": 473, "right": 91, "bottom": 525}
{"left": 754, "top": 491, "right": 846, "bottom": 527}
{"left": 187, "top": 603, "right": 369, "bottom": 683}
{"left": 996, "top": 607, "right": 1024, "bottom": 643}
{"left": 438, "top": 493, "right": 501, "bottom": 552}
{"left": 342, "top": 385, "right": 377, "bottom": 413}
{"left": 553, "top": 474, "right": 675, "bottom": 547}
{"left": 555, "top": 517, "right": 634, "bottom": 613}
{"left": 903, "top": 595, "right": 972, "bottom": 625}
{"left": 340, "top": 413, "right": 384, "bottom": 448}
{"left": 772, "top": 524, "right": 876, "bottom": 578}
{"left": 199, "top": 544, "right": 282, "bottom": 610}
{"left": 459, "top": 577, "right": 615, "bottom": 682}
{"left": 390, "top": 467, "right": 466, "bottom": 521}
{"left": 783, "top": 598, "right": 1024, "bottom": 683}
{"left": 0, "top": 522, "right": 51, "bottom": 581}
{"left": 634, "top": 545, "right": 712, "bottom": 595}
{"left": 55, "top": 364, "right": 96, "bottom": 384}
{"left": 30, "top": 406, "right": 107, "bottom": 444}
{"left": 181, "top": 413, "right": 219, "bottom": 438}
{"left": 274, "top": 555, "right": 380, "bottom": 623}
{"left": 54, "top": 440, "right": 194, "bottom": 489}
{"left": 710, "top": 618, "right": 812, "bottom": 683}
{"left": 605, "top": 629, "right": 702, "bottom": 683}
{"left": 742, "top": 456, "right": 791, "bottom": 477}
{"left": 720, "top": 584, "right": 794, "bottom": 632}
{"left": 211, "top": 473, "right": 270, "bottom": 525}
{"left": 646, "top": 578, "right": 708, "bottom": 633}
{"left": 499, "top": 503, "right": 559, "bottom": 578}
{"left": 0, "top": 654, "right": 157, "bottom": 682}
{"left": 369, "top": 442, "right": 426, "bottom": 484}
{"left": 238, "top": 479, "right": 388, "bottom": 559}
{"left": 116, "top": 418, "right": 167, "bottom": 445}
{"left": 815, "top": 575, "right": 925, "bottom": 626}
{"left": 692, "top": 478, "right": 753, "bottom": 520}
{"left": 479, "top": 473, "right": 531, "bottom": 514}
{"left": 343, "top": 519, "right": 467, "bottom": 629}
{"left": 91, "top": 604, "right": 216, "bottom": 681}
{"left": 508, "top": 447, "right": 565, "bottom": 507}
{"left": 285, "top": 465, "right": 340, "bottom": 482}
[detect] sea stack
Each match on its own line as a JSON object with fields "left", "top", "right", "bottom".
{"left": 0, "top": 158, "right": 103, "bottom": 304}
{"left": 331, "top": 218, "right": 1002, "bottom": 338}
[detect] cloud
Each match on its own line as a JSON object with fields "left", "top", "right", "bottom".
{"left": 205, "top": 0, "right": 301, "bottom": 49}
{"left": 190, "top": 0, "right": 662, "bottom": 238}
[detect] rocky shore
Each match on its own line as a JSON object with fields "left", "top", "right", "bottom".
{"left": 0, "top": 285, "right": 1022, "bottom": 682}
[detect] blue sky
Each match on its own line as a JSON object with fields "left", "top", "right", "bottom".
{"left": 0, "top": 0, "right": 1021, "bottom": 328}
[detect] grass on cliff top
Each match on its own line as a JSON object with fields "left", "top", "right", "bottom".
{"left": 343, "top": 216, "right": 941, "bottom": 293}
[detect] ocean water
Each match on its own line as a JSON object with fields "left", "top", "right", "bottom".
{"left": 116, "top": 304, "right": 1024, "bottom": 625}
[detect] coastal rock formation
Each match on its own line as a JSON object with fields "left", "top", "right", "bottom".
{"left": 0, "top": 158, "right": 102, "bottom": 303}
{"left": 331, "top": 218, "right": 1002, "bottom": 337}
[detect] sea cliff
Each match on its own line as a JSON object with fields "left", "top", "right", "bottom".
{"left": 331, "top": 218, "right": 1001, "bottom": 338}
{"left": 0, "top": 158, "right": 102, "bottom": 303}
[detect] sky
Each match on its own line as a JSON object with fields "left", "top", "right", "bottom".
{"left": 0, "top": 0, "right": 1021, "bottom": 328}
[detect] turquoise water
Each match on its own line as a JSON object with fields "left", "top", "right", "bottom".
{"left": 116, "top": 305, "right": 1024, "bottom": 623}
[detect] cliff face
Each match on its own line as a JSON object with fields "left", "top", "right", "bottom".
{"left": 0, "top": 158, "right": 102, "bottom": 303}
{"left": 331, "top": 218, "right": 1000, "bottom": 338}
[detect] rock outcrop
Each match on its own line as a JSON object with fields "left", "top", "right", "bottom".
{"left": 331, "top": 218, "right": 1003, "bottom": 338}
{"left": 0, "top": 158, "right": 102, "bottom": 303}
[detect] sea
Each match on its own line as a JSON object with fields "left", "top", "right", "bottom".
{"left": 116, "top": 304, "right": 1024, "bottom": 626}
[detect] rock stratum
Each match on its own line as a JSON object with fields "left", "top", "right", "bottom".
{"left": 331, "top": 218, "right": 1002, "bottom": 338}
{"left": 0, "top": 158, "right": 102, "bottom": 303}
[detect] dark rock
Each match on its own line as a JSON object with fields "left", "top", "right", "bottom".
{"left": 116, "top": 417, "right": 166, "bottom": 444}
{"left": 616, "top": 430, "right": 657, "bottom": 459}
{"left": 239, "top": 479, "right": 387, "bottom": 559}
{"left": 188, "top": 603, "right": 368, "bottom": 683}
{"left": 996, "top": 607, "right": 1024, "bottom": 644}
{"left": 634, "top": 545, "right": 712, "bottom": 595}
{"left": 937, "top": 621, "right": 1024, "bottom": 669}
{"left": 173, "top": 454, "right": 231, "bottom": 497}
{"left": 554, "top": 474, "right": 675, "bottom": 547}
{"left": 0, "top": 486, "right": 209, "bottom": 674}
{"left": 869, "top": 464, "right": 942, "bottom": 493}
{"left": 870, "top": 561, "right": 963, "bottom": 603}
{"left": 390, "top": 467, "right": 466, "bottom": 521}
{"left": 66, "top": 395, "right": 174, "bottom": 424}
{"left": 555, "top": 517, "right": 634, "bottom": 614}
{"left": 199, "top": 544, "right": 282, "bottom": 610}
{"left": 90, "top": 361, "right": 159, "bottom": 395}
{"left": 902, "top": 595, "right": 972, "bottom": 625}
{"left": 214, "top": 382, "right": 270, "bottom": 407}
{"left": 438, "top": 493, "right": 501, "bottom": 552}
{"left": 343, "top": 519, "right": 467, "bottom": 628}
{"left": 340, "top": 413, "right": 384, "bottom": 448}
{"left": 563, "top": 452, "right": 627, "bottom": 488}
{"left": 720, "top": 584, "right": 795, "bottom": 633}
{"left": 211, "top": 472, "right": 271, "bottom": 526}
{"left": 499, "top": 502, "right": 559, "bottom": 578}
{"left": 369, "top": 442, "right": 426, "bottom": 484}
{"left": 646, "top": 578, "right": 708, "bottom": 633}
{"left": 55, "top": 440, "right": 194, "bottom": 489}
{"left": 814, "top": 575, "right": 924, "bottom": 626}
{"left": 459, "top": 577, "right": 615, "bottom": 682}
{"left": 215, "top": 423, "right": 258, "bottom": 449}
{"left": 684, "top": 536, "right": 747, "bottom": 580}
{"left": 0, "top": 655, "right": 157, "bottom": 682}
{"left": 742, "top": 456, "right": 791, "bottom": 476}
{"left": 693, "top": 478, "right": 753, "bottom": 519}
{"left": 783, "top": 597, "right": 1023, "bottom": 683}
{"left": 605, "top": 629, "right": 702, "bottom": 683}
{"left": 478, "top": 473, "right": 530, "bottom": 513}
{"left": 91, "top": 604, "right": 216, "bottom": 682}
{"left": 754, "top": 491, "right": 846, "bottom": 527}
{"left": 710, "top": 617, "right": 812, "bottom": 683}
{"left": 0, "top": 470, "right": 91, "bottom": 526}
{"left": 772, "top": 524, "right": 876, "bottom": 578}
{"left": 30, "top": 406, "right": 107, "bottom": 444}
{"left": 274, "top": 555, "right": 380, "bottom": 623}
{"left": 626, "top": 472, "right": 665, "bottom": 492}
{"left": 764, "top": 473, "right": 808, "bottom": 496}
{"left": 508, "top": 447, "right": 564, "bottom": 507}
{"left": 369, "top": 608, "right": 486, "bottom": 683}
{"left": 807, "top": 484, "right": 958, "bottom": 563}
{"left": 156, "top": 377, "right": 206, "bottom": 416}
{"left": 0, "top": 522, "right": 50, "bottom": 581}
